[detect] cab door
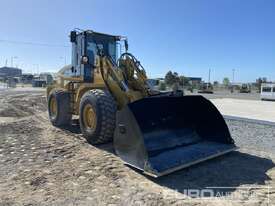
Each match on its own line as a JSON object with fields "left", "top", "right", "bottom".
{"left": 71, "top": 34, "right": 83, "bottom": 78}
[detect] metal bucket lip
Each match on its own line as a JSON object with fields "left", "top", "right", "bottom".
{"left": 123, "top": 145, "right": 237, "bottom": 178}
{"left": 128, "top": 94, "right": 210, "bottom": 104}
{"left": 144, "top": 146, "right": 238, "bottom": 177}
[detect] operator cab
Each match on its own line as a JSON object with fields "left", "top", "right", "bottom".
{"left": 69, "top": 30, "right": 127, "bottom": 82}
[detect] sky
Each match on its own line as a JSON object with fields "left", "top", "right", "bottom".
{"left": 0, "top": 0, "right": 275, "bottom": 83}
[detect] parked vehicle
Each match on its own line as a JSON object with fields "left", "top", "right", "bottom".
{"left": 261, "top": 83, "right": 275, "bottom": 100}
{"left": 239, "top": 84, "right": 251, "bottom": 93}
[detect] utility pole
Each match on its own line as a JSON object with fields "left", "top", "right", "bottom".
{"left": 208, "top": 68, "right": 211, "bottom": 89}
{"left": 232, "top": 69, "right": 235, "bottom": 84}
{"left": 33, "top": 64, "right": 39, "bottom": 75}
{"left": 182, "top": 76, "right": 184, "bottom": 91}
{"left": 60, "top": 56, "right": 67, "bottom": 65}
{"left": 231, "top": 69, "right": 236, "bottom": 93}
{"left": 10, "top": 56, "right": 18, "bottom": 67}
{"left": 5, "top": 59, "right": 8, "bottom": 66}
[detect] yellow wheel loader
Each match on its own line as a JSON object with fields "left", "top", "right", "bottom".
{"left": 47, "top": 29, "right": 236, "bottom": 177}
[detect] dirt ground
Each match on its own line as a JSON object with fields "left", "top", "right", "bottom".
{"left": 0, "top": 89, "right": 275, "bottom": 206}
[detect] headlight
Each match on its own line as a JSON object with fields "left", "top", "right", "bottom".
{"left": 81, "top": 56, "right": 89, "bottom": 64}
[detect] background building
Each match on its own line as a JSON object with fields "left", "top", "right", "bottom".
{"left": 0, "top": 67, "right": 22, "bottom": 78}
{"left": 20, "top": 74, "right": 34, "bottom": 84}
{"left": 187, "top": 77, "right": 202, "bottom": 87}
{"left": 39, "top": 73, "right": 53, "bottom": 85}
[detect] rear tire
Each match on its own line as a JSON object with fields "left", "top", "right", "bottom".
{"left": 48, "top": 90, "right": 72, "bottom": 126}
{"left": 79, "top": 89, "right": 117, "bottom": 144}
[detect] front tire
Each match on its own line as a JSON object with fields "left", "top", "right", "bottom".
{"left": 79, "top": 89, "right": 116, "bottom": 144}
{"left": 48, "top": 90, "right": 72, "bottom": 126}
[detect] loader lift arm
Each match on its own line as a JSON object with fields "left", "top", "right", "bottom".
{"left": 98, "top": 51, "right": 153, "bottom": 108}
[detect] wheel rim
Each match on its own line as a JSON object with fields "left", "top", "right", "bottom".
{"left": 83, "top": 104, "right": 97, "bottom": 130}
{"left": 50, "top": 97, "right": 57, "bottom": 118}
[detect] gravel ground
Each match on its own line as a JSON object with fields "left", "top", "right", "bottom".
{"left": 0, "top": 89, "right": 274, "bottom": 206}
{"left": 227, "top": 119, "right": 275, "bottom": 155}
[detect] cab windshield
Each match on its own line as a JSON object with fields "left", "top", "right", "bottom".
{"left": 86, "top": 34, "right": 117, "bottom": 62}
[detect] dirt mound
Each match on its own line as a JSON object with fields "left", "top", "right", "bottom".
{"left": 0, "top": 93, "right": 47, "bottom": 118}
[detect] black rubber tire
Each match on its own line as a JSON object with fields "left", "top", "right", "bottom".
{"left": 48, "top": 90, "right": 72, "bottom": 126}
{"left": 79, "top": 89, "right": 117, "bottom": 144}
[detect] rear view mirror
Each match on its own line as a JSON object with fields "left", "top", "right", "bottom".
{"left": 70, "top": 31, "right": 77, "bottom": 43}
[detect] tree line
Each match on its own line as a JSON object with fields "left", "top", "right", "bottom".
{"left": 158, "top": 70, "right": 268, "bottom": 91}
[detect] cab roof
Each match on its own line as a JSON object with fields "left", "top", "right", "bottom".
{"left": 76, "top": 29, "right": 123, "bottom": 41}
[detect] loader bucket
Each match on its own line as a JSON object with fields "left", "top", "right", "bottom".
{"left": 114, "top": 95, "right": 236, "bottom": 177}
